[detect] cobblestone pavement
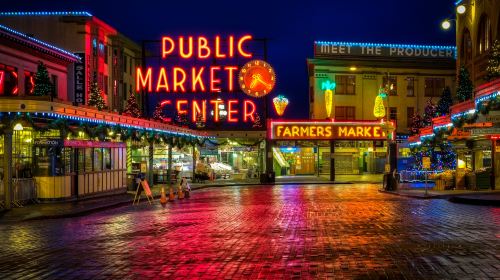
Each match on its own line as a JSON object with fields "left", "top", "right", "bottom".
{"left": 0, "top": 184, "right": 499, "bottom": 279}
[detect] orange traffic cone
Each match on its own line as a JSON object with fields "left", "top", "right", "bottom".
{"left": 178, "top": 186, "right": 184, "bottom": 199}
{"left": 160, "top": 187, "right": 167, "bottom": 207}
{"left": 169, "top": 187, "right": 175, "bottom": 202}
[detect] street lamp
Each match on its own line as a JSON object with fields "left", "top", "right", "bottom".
{"left": 441, "top": 19, "right": 452, "bottom": 30}
{"left": 456, "top": 4, "right": 466, "bottom": 14}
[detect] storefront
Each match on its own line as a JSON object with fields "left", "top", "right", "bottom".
{"left": 268, "top": 120, "right": 394, "bottom": 180}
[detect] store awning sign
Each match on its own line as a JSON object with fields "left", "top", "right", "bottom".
{"left": 269, "top": 120, "right": 391, "bottom": 140}
{"left": 470, "top": 128, "right": 500, "bottom": 135}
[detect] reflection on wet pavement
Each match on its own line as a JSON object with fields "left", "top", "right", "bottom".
{"left": 0, "top": 184, "right": 498, "bottom": 279}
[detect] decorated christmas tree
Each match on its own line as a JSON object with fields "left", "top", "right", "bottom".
{"left": 195, "top": 112, "right": 206, "bottom": 128}
{"left": 408, "top": 113, "right": 423, "bottom": 135}
{"left": 33, "top": 61, "right": 53, "bottom": 96}
{"left": 486, "top": 39, "right": 500, "bottom": 81}
{"left": 175, "top": 113, "right": 189, "bottom": 126}
{"left": 123, "top": 92, "right": 142, "bottom": 118}
{"left": 87, "top": 82, "right": 106, "bottom": 110}
{"left": 252, "top": 113, "right": 263, "bottom": 128}
{"left": 152, "top": 103, "right": 164, "bottom": 121}
{"left": 422, "top": 99, "right": 437, "bottom": 127}
{"left": 457, "top": 66, "right": 473, "bottom": 102}
{"left": 436, "top": 87, "right": 453, "bottom": 116}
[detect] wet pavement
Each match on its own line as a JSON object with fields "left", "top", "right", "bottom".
{"left": 0, "top": 184, "right": 498, "bottom": 279}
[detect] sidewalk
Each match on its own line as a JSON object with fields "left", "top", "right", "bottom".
{"left": 379, "top": 182, "right": 500, "bottom": 206}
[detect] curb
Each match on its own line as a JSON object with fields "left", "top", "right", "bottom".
{"left": 448, "top": 196, "right": 500, "bottom": 206}
{"left": 378, "top": 189, "right": 436, "bottom": 199}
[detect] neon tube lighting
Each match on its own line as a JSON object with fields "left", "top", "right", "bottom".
{"left": 0, "top": 11, "right": 92, "bottom": 17}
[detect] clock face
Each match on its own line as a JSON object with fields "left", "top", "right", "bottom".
{"left": 238, "top": 60, "right": 276, "bottom": 98}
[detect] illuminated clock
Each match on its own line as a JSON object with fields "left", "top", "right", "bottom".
{"left": 239, "top": 60, "right": 276, "bottom": 98}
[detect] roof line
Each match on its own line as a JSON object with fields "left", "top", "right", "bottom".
{"left": 0, "top": 24, "right": 79, "bottom": 61}
{"left": 0, "top": 11, "right": 92, "bottom": 17}
{"left": 315, "top": 41, "right": 456, "bottom": 49}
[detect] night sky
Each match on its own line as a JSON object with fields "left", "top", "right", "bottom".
{"left": 3, "top": 0, "right": 456, "bottom": 119}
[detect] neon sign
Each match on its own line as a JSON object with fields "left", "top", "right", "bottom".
{"left": 269, "top": 120, "right": 393, "bottom": 140}
{"left": 136, "top": 35, "right": 275, "bottom": 125}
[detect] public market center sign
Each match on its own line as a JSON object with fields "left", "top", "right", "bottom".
{"left": 136, "top": 35, "right": 275, "bottom": 124}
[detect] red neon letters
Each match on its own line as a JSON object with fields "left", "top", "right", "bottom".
{"left": 162, "top": 35, "right": 252, "bottom": 59}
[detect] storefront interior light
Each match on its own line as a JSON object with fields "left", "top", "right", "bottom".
{"left": 349, "top": 66, "right": 357, "bottom": 71}
{"left": 13, "top": 123, "right": 23, "bottom": 131}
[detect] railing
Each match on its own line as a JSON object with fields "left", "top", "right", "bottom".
{"left": 399, "top": 170, "right": 442, "bottom": 182}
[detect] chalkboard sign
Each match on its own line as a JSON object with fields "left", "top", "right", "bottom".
{"left": 133, "top": 179, "right": 154, "bottom": 205}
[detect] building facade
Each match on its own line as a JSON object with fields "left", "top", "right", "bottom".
{"left": 456, "top": 0, "right": 500, "bottom": 85}
{"left": 0, "top": 11, "right": 142, "bottom": 113}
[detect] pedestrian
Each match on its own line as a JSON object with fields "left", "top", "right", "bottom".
{"left": 181, "top": 176, "right": 191, "bottom": 198}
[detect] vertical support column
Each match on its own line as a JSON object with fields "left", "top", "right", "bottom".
{"left": 265, "top": 139, "right": 273, "bottom": 174}
{"left": 126, "top": 140, "right": 132, "bottom": 173}
{"left": 192, "top": 144, "right": 196, "bottom": 181}
{"left": 330, "top": 140, "right": 335, "bottom": 182}
{"left": 148, "top": 142, "right": 154, "bottom": 186}
{"left": 3, "top": 129, "right": 13, "bottom": 209}
{"left": 491, "top": 139, "right": 495, "bottom": 190}
{"left": 316, "top": 144, "right": 320, "bottom": 177}
{"left": 167, "top": 145, "right": 173, "bottom": 189}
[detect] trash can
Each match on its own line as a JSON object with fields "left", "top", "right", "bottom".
{"left": 260, "top": 173, "right": 268, "bottom": 183}
{"left": 383, "top": 173, "right": 396, "bottom": 191}
{"left": 268, "top": 171, "right": 275, "bottom": 183}
{"left": 127, "top": 173, "right": 136, "bottom": 191}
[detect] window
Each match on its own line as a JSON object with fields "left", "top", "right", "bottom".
{"left": 94, "top": 148, "right": 103, "bottom": 171}
{"left": 383, "top": 76, "right": 397, "bottom": 95}
{"left": 24, "top": 71, "right": 35, "bottom": 95}
{"left": 124, "top": 56, "right": 128, "bottom": 73}
{"left": 407, "top": 107, "right": 414, "bottom": 128}
{"left": 335, "top": 106, "right": 355, "bottom": 120}
{"left": 425, "top": 78, "right": 445, "bottom": 97}
{"left": 0, "top": 64, "right": 19, "bottom": 96}
{"left": 104, "top": 75, "right": 108, "bottom": 95}
{"left": 104, "top": 45, "right": 108, "bottom": 64}
{"left": 129, "top": 57, "right": 133, "bottom": 74}
{"left": 461, "top": 29, "right": 472, "bottom": 63}
{"left": 123, "top": 82, "right": 128, "bottom": 99}
{"left": 92, "top": 38, "right": 97, "bottom": 56}
{"left": 335, "top": 75, "right": 355, "bottom": 95}
{"left": 477, "top": 15, "right": 491, "bottom": 54}
{"left": 389, "top": 107, "right": 397, "bottom": 122}
{"left": 406, "top": 77, "right": 415, "bottom": 97}
{"left": 103, "top": 148, "right": 111, "bottom": 170}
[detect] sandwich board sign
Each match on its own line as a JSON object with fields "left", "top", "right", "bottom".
{"left": 133, "top": 180, "right": 154, "bottom": 205}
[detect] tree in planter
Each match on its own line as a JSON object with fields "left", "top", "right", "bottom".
{"left": 457, "top": 66, "right": 474, "bottom": 102}
{"left": 33, "top": 61, "right": 53, "bottom": 96}
{"left": 422, "top": 99, "right": 437, "bottom": 127}
{"left": 486, "top": 39, "right": 500, "bottom": 81}
{"left": 123, "top": 92, "right": 142, "bottom": 118}
{"left": 87, "top": 82, "right": 106, "bottom": 111}
{"left": 408, "top": 113, "right": 424, "bottom": 135}
{"left": 436, "top": 86, "right": 453, "bottom": 116}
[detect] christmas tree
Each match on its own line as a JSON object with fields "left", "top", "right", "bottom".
{"left": 252, "top": 113, "right": 263, "bottom": 128}
{"left": 88, "top": 82, "right": 106, "bottom": 110}
{"left": 195, "top": 113, "right": 206, "bottom": 128}
{"left": 486, "top": 39, "right": 500, "bottom": 81}
{"left": 408, "top": 113, "right": 423, "bottom": 135}
{"left": 123, "top": 92, "right": 142, "bottom": 118}
{"left": 175, "top": 113, "right": 189, "bottom": 126}
{"left": 457, "top": 66, "right": 473, "bottom": 102}
{"left": 152, "top": 103, "right": 164, "bottom": 121}
{"left": 422, "top": 99, "right": 437, "bottom": 127}
{"left": 33, "top": 61, "right": 53, "bottom": 96}
{"left": 436, "top": 87, "right": 453, "bottom": 116}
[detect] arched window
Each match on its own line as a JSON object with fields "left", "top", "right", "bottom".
{"left": 477, "top": 14, "right": 491, "bottom": 54}
{"left": 461, "top": 28, "right": 472, "bottom": 63}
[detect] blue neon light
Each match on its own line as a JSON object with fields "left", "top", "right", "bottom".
{"left": 475, "top": 91, "right": 500, "bottom": 105}
{"left": 315, "top": 41, "right": 456, "bottom": 51}
{"left": 0, "top": 11, "right": 92, "bottom": 17}
{"left": 0, "top": 24, "right": 80, "bottom": 60}
{"left": 454, "top": 0, "right": 463, "bottom": 6}
{"left": 451, "top": 109, "right": 476, "bottom": 120}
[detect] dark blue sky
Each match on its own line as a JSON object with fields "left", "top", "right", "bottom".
{"left": 3, "top": 0, "right": 456, "bottom": 118}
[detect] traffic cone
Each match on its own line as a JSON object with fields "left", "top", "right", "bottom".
{"left": 169, "top": 187, "right": 175, "bottom": 202}
{"left": 160, "top": 187, "right": 167, "bottom": 206}
{"left": 178, "top": 186, "right": 184, "bottom": 199}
